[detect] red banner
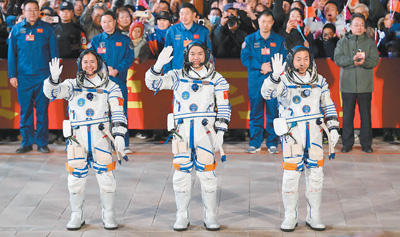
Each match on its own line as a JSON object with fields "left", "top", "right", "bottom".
{"left": 0, "top": 58, "right": 399, "bottom": 129}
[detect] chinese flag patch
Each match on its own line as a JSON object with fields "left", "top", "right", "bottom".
{"left": 223, "top": 90, "right": 229, "bottom": 100}
{"left": 116, "top": 42, "right": 122, "bottom": 46}
{"left": 270, "top": 42, "right": 276, "bottom": 47}
{"left": 194, "top": 34, "right": 199, "bottom": 39}
{"left": 37, "top": 28, "right": 43, "bottom": 33}
{"left": 117, "top": 97, "right": 124, "bottom": 106}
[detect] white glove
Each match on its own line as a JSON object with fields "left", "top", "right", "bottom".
{"left": 330, "top": 129, "right": 339, "bottom": 148}
{"left": 114, "top": 135, "right": 125, "bottom": 153}
{"left": 214, "top": 131, "right": 224, "bottom": 152}
{"left": 271, "top": 53, "right": 286, "bottom": 80}
{"left": 153, "top": 46, "right": 174, "bottom": 72}
{"left": 49, "top": 57, "right": 63, "bottom": 83}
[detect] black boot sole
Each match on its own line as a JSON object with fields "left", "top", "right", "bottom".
{"left": 67, "top": 221, "right": 85, "bottom": 231}
{"left": 306, "top": 221, "right": 326, "bottom": 231}
{"left": 204, "top": 222, "right": 220, "bottom": 231}
{"left": 281, "top": 222, "right": 298, "bottom": 232}
{"left": 173, "top": 222, "right": 190, "bottom": 231}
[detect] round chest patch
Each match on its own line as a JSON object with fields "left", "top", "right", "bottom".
{"left": 86, "top": 92, "right": 94, "bottom": 101}
{"left": 182, "top": 91, "right": 190, "bottom": 100}
{"left": 301, "top": 89, "right": 311, "bottom": 98}
{"left": 191, "top": 83, "right": 199, "bottom": 92}
{"left": 302, "top": 105, "right": 311, "bottom": 114}
{"left": 86, "top": 108, "right": 94, "bottom": 117}
{"left": 292, "top": 95, "right": 301, "bottom": 104}
{"left": 77, "top": 98, "right": 85, "bottom": 107}
{"left": 189, "top": 103, "right": 198, "bottom": 112}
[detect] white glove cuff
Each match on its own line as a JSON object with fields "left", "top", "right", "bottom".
{"left": 152, "top": 65, "right": 163, "bottom": 74}
{"left": 112, "top": 124, "right": 128, "bottom": 137}
{"left": 49, "top": 75, "right": 61, "bottom": 85}
{"left": 270, "top": 74, "right": 281, "bottom": 84}
{"left": 215, "top": 120, "right": 228, "bottom": 131}
{"left": 326, "top": 118, "right": 339, "bottom": 131}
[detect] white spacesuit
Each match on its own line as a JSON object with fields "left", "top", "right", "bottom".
{"left": 43, "top": 51, "right": 128, "bottom": 230}
{"left": 145, "top": 43, "right": 231, "bottom": 231}
{"left": 261, "top": 46, "right": 339, "bottom": 232}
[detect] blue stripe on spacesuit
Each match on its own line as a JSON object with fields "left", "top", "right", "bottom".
{"left": 109, "top": 96, "right": 123, "bottom": 99}
{"left": 87, "top": 126, "right": 93, "bottom": 168}
{"left": 197, "top": 146, "right": 214, "bottom": 155}
{"left": 303, "top": 121, "right": 310, "bottom": 162}
{"left": 193, "top": 159, "right": 207, "bottom": 172}
{"left": 179, "top": 79, "right": 215, "bottom": 85}
{"left": 287, "top": 85, "right": 322, "bottom": 89}
{"left": 311, "top": 142, "right": 322, "bottom": 149}
{"left": 174, "top": 155, "right": 190, "bottom": 159}
{"left": 95, "top": 147, "right": 111, "bottom": 155}
{"left": 72, "top": 164, "right": 89, "bottom": 178}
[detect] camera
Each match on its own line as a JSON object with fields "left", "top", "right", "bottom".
{"left": 197, "top": 19, "right": 204, "bottom": 25}
{"left": 135, "top": 10, "right": 149, "bottom": 18}
{"left": 227, "top": 15, "right": 238, "bottom": 28}
{"left": 232, "top": 2, "right": 246, "bottom": 10}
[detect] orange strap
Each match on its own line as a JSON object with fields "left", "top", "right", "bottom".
{"left": 173, "top": 163, "right": 181, "bottom": 171}
{"left": 106, "top": 161, "right": 116, "bottom": 172}
{"left": 317, "top": 159, "right": 324, "bottom": 167}
{"left": 282, "top": 162, "right": 298, "bottom": 171}
{"left": 204, "top": 163, "right": 217, "bottom": 171}
{"left": 66, "top": 162, "right": 74, "bottom": 174}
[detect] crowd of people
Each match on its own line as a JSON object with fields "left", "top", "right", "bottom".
{"left": 1, "top": 0, "right": 400, "bottom": 60}
{"left": 3, "top": 0, "right": 397, "bottom": 232}
{"left": 3, "top": 0, "right": 399, "bottom": 152}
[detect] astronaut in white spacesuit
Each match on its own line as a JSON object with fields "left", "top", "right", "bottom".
{"left": 145, "top": 42, "right": 231, "bottom": 231}
{"left": 261, "top": 46, "right": 340, "bottom": 232}
{"left": 43, "top": 50, "right": 128, "bottom": 231}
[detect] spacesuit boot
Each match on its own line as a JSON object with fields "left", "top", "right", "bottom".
{"left": 281, "top": 192, "right": 299, "bottom": 232}
{"left": 197, "top": 171, "right": 220, "bottom": 231}
{"left": 306, "top": 191, "right": 325, "bottom": 231}
{"left": 100, "top": 192, "right": 118, "bottom": 230}
{"left": 173, "top": 171, "right": 191, "bottom": 231}
{"left": 67, "top": 193, "right": 85, "bottom": 230}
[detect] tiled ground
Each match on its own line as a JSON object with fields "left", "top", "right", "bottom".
{"left": 0, "top": 136, "right": 399, "bottom": 237}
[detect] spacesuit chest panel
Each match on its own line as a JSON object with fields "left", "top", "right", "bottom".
{"left": 285, "top": 83, "right": 322, "bottom": 117}
{"left": 174, "top": 80, "right": 215, "bottom": 114}
{"left": 69, "top": 90, "right": 110, "bottom": 121}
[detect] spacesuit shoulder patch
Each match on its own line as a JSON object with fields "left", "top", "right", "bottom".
{"left": 223, "top": 90, "right": 229, "bottom": 99}
{"left": 117, "top": 97, "right": 124, "bottom": 106}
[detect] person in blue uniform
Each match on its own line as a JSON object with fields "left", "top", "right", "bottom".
{"left": 240, "top": 10, "right": 287, "bottom": 154}
{"left": 89, "top": 10, "right": 135, "bottom": 153}
{"left": 163, "top": 2, "right": 211, "bottom": 73}
{"left": 8, "top": 0, "right": 59, "bottom": 154}
{"left": 147, "top": 11, "right": 172, "bottom": 58}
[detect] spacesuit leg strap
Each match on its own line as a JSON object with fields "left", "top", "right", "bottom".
{"left": 66, "top": 144, "right": 88, "bottom": 178}
{"left": 282, "top": 155, "right": 304, "bottom": 172}
{"left": 306, "top": 143, "right": 324, "bottom": 168}
{"left": 195, "top": 146, "right": 216, "bottom": 172}
{"left": 93, "top": 147, "right": 115, "bottom": 174}
{"left": 173, "top": 154, "right": 193, "bottom": 173}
